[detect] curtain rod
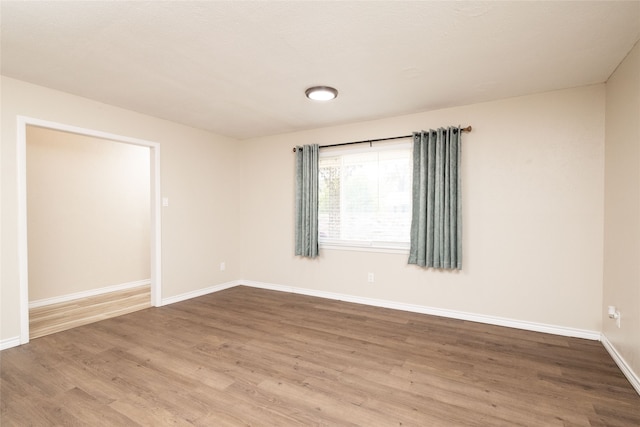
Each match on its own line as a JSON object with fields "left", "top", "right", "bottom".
{"left": 293, "top": 126, "right": 471, "bottom": 152}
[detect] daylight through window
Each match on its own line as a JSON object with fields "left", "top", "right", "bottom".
{"left": 318, "top": 143, "right": 412, "bottom": 250}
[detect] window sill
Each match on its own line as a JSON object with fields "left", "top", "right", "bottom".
{"left": 320, "top": 243, "right": 409, "bottom": 255}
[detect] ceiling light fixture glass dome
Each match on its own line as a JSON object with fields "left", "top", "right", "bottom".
{"left": 305, "top": 86, "right": 338, "bottom": 101}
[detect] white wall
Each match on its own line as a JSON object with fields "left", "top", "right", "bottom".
{"left": 603, "top": 41, "right": 640, "bottom": 380}
{"left": 1, "top": 76, "right": 242, "bottom": 342}
{"left": 240, "top": 85, "right": 605, "bottom": 333}
{"left": 27, "top": 126, "right": 150, "bottom": 301}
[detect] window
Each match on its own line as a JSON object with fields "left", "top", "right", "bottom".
{"left": 318, "top": 143, "right": 412, "bottom": 251}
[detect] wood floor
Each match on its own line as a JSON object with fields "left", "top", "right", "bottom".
{"left": 29, "top": 284, "right": 151, "bottom": 339}
{"left": 2, "top": 286, "right": 639, "bottom": 426}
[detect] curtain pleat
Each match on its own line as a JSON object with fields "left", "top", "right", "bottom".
{"left": 295, "top": 144, "right": 319, "bottom": 258}
{"left": 408, "top": 127, "right": 462, "bottom": 270}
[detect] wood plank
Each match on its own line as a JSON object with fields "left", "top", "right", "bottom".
{"left": 29, "top": 285, "right": 151, "bottom": 339}
{"left": 2, "top": 286, "right": 639, "bottom": 426}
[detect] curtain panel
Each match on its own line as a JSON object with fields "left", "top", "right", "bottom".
{"left": 408, "top": 127, "right": 462, "bottom": 270}
{"left": 295, "top": 144, "right": 319, "bottom": 258}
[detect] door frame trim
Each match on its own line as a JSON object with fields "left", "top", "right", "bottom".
{"left": 17, "top": 116, "right": 162, "bottom": 344}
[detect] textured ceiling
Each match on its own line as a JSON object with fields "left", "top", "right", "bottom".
{"left": 1, "top": 1, "right": 639, "bottom": 140}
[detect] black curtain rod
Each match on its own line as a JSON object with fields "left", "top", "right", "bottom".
{"left": 293, "top": 126, "right": 472, "bottom": 152}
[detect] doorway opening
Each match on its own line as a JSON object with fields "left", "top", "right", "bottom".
{"left": 17, "top": 117, "right": 162, "bottom": 344}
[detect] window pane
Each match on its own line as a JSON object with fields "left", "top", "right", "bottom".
{"left": 318, "top": 146, "right": 411, "bottom": 248}
{"left": 318, "top": 156, "right": 341, "bottom": 240}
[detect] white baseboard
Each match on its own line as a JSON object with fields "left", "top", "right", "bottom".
{"left": 161, "top": 280, "right": 241, "bottom": 306}
{"left": 240, "top": 280, "right": 601, "bottom": 341}
{"left": 1, "top": 336, "right": 21, "bottom": 351}
{"left": 5, "top": 278, "right": 607, "bottom": 357}
{"left": 601, "top": 334, "right": 640, "bottom": 395}
{"left": 29, "top": 279, "right": 151, "bottom": 309}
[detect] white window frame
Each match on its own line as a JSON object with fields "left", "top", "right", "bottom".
{"left": 318, "top": 141, "right": 413, "bottom": 254}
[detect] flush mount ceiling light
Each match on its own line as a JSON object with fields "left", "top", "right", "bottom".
{"left": 305, "top": 86, "right": 338, "bottom": 101}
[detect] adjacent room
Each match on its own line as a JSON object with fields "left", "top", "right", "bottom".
{"left": 1, "top": 1, "right": 639, "bottom": 425}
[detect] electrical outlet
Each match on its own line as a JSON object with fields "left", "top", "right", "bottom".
{"left": 608, "top": 306, "right": 622, "bottom": 328}
{"left": 220, "top": 261, "right": 226, "bottom": 271}
{"left": 367, "top": 272, "right": 374, "bottom": 283}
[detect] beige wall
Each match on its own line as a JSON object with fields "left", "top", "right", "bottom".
{"left": 27, "top": 126, "right": 150, "bottom": 301}
{"left": 1, "top": 76, "right": 242, "bottom": 341}
{"left": 240, "top": 85, "right": 606, "bottom": 332}
{"left": 0, "top": 76, "right": 610, "bottom": 345}
{"left": 603, "top": 41, "right": 640, "bottom": 377}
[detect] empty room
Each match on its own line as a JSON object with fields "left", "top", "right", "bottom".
{"left": 1, "top": 1, "right": 639, "bottom": 425}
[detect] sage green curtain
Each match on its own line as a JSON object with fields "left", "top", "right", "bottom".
{"left": 295, "top": 144, "right": 319, "bottom": 258}
{"left": 408, "top": 127, "right": 462, "bottom": 270}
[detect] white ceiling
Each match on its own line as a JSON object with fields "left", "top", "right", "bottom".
{"left": 2, "top": 1, "right": 639, "bottom": 140}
